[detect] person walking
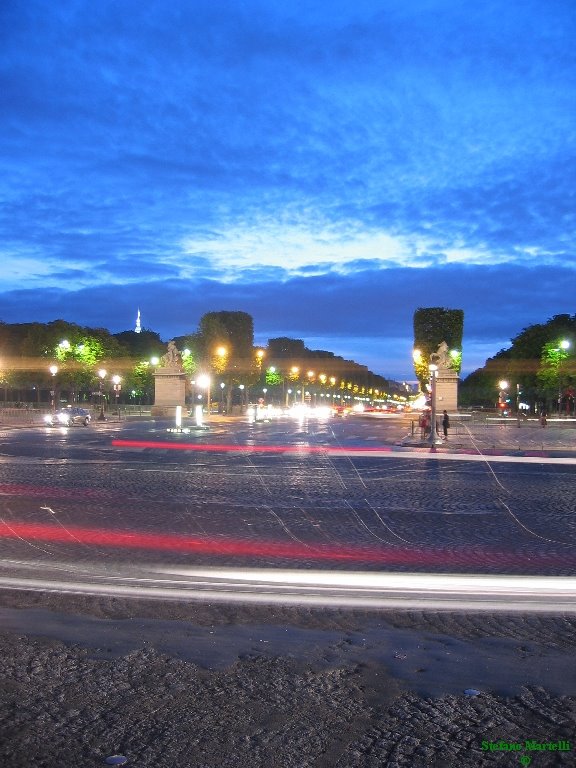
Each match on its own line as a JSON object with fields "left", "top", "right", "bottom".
{"left": 419, "top": 411, "right": 428, "bottom": 439}
{"left": 420, "top": 411, "right": 431, "bottom": 439}
{"left": 442, "top": 410, "right": 450, "bottom": 440}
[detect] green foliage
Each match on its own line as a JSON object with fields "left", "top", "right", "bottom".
{"left": 265, "top": 368, "right": 283, "bottom": 387}
{"left": 460, "top": 314, "right": 576, "bottom": 409}
{"left": 267, "top": 338, "right": 307, "bottom": 359}
{"left": 0, "top": 314, "right": 401, "bottom": 405}
{"left": 413, "top": 307, "right": 464, "bottom": 388}
{"left": 198, "top": 311, "right": 254, "bottom": 362}
{"left": 537, "top": 340, "right": 572, "bottom": 393}
{"left": 113, "top": 329, "right": 165, "bottom": 358}
{"left": 127, "top": 361, "right": 154, "bottom": 400}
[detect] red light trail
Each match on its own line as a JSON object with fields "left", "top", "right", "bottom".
{"left": 0, "top": 519, "right": 574, "bottom": 570}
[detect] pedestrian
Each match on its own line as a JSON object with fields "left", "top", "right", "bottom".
{"left": 442, "top": 410, "right": 450, "bottom": 440}
{"left": 419, "top": 412, "right": 428, "bottom": 439}
{"left": 539, "top": 409, "right": 547, "bottom": 427}
{"left": 420, "top": 411, "right": 431, "bottom": 439}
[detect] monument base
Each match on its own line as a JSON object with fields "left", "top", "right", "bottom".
{"left": 152, "top": 367, "right": 187, "bottom": 419}
{"left": 151, "top": 405, "right": 186, "bottom": 420}
{"left": 435, "top": 370, "right": 459, "bottom": 411}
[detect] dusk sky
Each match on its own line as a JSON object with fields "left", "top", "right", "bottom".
{"left": 1, "top": 0, "right": 575, "bottom": 380}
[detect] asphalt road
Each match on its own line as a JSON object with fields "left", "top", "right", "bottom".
{"left": 1, "top": 414, "right": 575, "bottom": 607}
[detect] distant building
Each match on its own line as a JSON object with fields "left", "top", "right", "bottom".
{"left": 135, "top": 308, "right": 142, "bottom": 334}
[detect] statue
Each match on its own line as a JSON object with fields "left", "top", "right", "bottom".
{"left": 160, "top": 340, "right": 183, "bottom": 371}
{"left": 430, "top": 341, "right": 451, "bottom": 370}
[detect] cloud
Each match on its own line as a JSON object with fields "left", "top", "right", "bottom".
{"left": 0, "top": 0, "right": 574, "bottom": 381}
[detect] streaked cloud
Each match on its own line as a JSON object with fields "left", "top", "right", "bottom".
{"left": 0, "top": 0, "right": 574, "bottom": 378}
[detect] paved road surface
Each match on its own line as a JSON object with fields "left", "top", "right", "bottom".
{"left": 1, "top": 413, "right": 575, "bottom": 602}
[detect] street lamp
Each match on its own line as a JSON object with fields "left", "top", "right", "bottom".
{"left": 302, "top": 370, "right": 314, "bottom": 404}
{"left": 557, "top": 339, "right": 570, "bottom": 417}
{"left": 428, "top": 363, "right": 439, "bottom": 448}
{"left": 255, "top": 348, "right": 265, "bottom": 384}
{"left": 112, "top": 375, "right": 122, "bottom": 413}
{"left": 498, "top": 380, "right": 509, "bottom": 415}
{"left": 196, "top": 373, "right": 211, "bottom": 415}
{"left": 220, "top": 381, "right": 225, "bottom": 412}
{"left": 49, "top": 365, "right": 58, "bottom": 411}
{"left": 97, "top": 368, "right": 107, "bottom": 420}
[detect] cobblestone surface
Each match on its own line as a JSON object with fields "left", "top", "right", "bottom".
{"left": 1, "top": 415, "right": 575, "bottom": 766}
{"left": 1, "top": 605, "right": 575, "bottom": 768}
{"left": 0, "top": 417, "right": 575, "bottom": 575}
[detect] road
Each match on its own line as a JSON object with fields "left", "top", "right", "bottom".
{"left": 1, "top": 413, "right": 575, "bottom": 609}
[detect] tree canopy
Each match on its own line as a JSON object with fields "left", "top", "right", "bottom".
{"left": 413, "top": 307, "right": 464, "bottom": 388}
{"left": 460, "top": 314, "right": 576, "bottom": 409}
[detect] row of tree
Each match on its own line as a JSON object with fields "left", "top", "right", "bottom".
{"left": 0, "top": 312, "right": 402, "bottom": 408}
{"left": 459, "top": 314, "right": 576, "bottom": 413}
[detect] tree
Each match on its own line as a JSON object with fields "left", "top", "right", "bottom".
{"left": 537, "top": 340, "right": 573, "bottom": 413}
{"left": 113, "top": 329, "right": 165, "bottom": 359}
{"left": 196, "top": 311, "right": 255, "bottom": 410}
{"left": 413, "top": 308, "right": 464, "bottom": 389}
{"left": 460, "top": 314, "right": 576, "bottom": 413}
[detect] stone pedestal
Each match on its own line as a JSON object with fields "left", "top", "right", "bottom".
{"left": 151, "top": 368, "right": 187, "bottom": 419}
{"left": 435, "top": 369, "right": 458, "bottom": 411}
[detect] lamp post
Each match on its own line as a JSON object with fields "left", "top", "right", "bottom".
{"left": 255, "top": 347, "right": 265, "bottom": 386}
{"left": 49, "top": 365, "right": 58, "bottom": 411}
{"left": 197, "top": 373, "right": 211, "bottom": 416}
{"left": 304, "top": 370, "right": 314, "bottom": 405}
{"left": 428, "top": 363, "right": 439, "bottom": 448}
{"left": 498, "top": 380, "right": 509, "bottom": 416}
{"left": 97, "top": 368, "right": 107, "bottom": 420}
{"left": 557, "top": 339, "right": 570, "bottom": 418}
{"left": 112, "top": 375, "right": 121, "bottom": 414}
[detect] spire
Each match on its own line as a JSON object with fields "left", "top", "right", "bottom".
{"left": 135, "top": 308, "right": 142, "bottom": 334}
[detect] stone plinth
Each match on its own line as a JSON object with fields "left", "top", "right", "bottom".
{"left": 435, "top": 369, "right": 458, "bottom": 411}
{"left": 151, "top": 368, "right": 187, "bottom": 419}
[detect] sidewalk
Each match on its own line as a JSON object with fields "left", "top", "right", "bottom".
{"left": 401, "top": 416, "right": 576, "bottom": 456}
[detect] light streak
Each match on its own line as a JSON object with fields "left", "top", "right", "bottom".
{"left": 111, "top": 439, "right": 576, "bottom": 464}
{"left": 0, "top": 520, "right": 575, "bottom": 569}
{"left": 0, "top": 565, "right": 575, "bottom": 612}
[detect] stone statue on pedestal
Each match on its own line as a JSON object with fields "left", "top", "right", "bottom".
{"left": 430, "top": 341, "right": 451, "bottom": 370}
{"left": 160, "top": 340, "right": 183, "bottom": 371}
{"left": 151, "top": 341, "right": 186, "bottom": 418}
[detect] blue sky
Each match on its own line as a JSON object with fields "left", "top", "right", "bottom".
{"left": 1, "top": 0, "right": 574, "bottom": 380}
